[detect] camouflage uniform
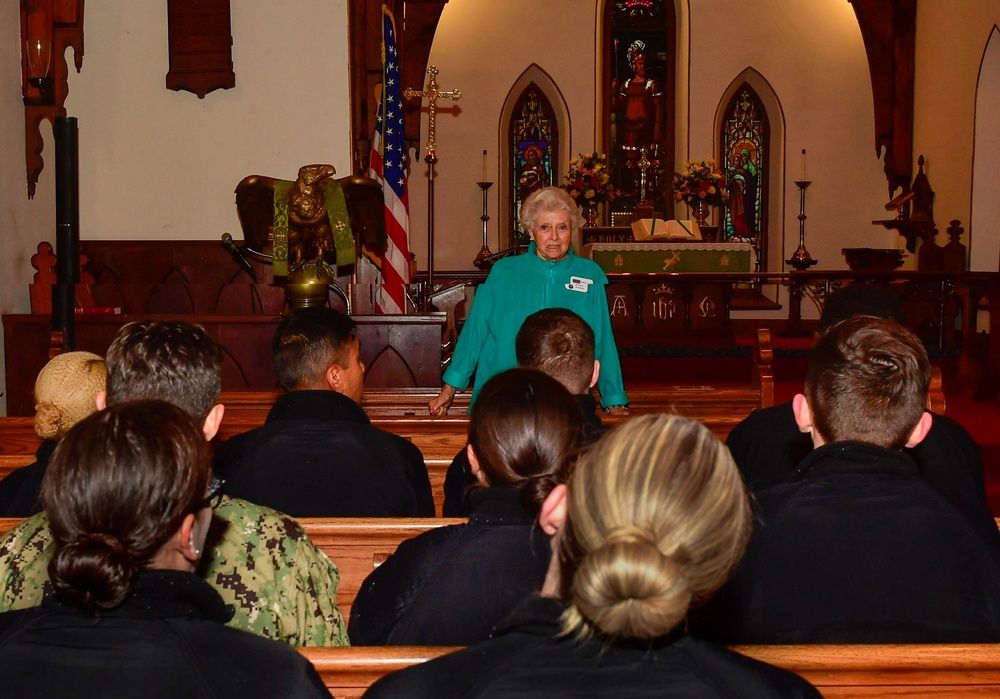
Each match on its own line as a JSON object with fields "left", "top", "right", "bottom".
{"left": 0, "top": 496, "right": 348, "bottom": 647}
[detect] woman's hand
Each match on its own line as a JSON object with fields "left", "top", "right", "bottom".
{"left": 429, "top": 384, "right": 457, "bottom": 415}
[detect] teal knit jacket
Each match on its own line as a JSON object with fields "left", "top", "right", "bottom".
{"left": 441, "top": 243, "right": 628, "bottom": 409}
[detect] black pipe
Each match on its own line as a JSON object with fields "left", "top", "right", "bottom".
{"left": 53, "top": 116, "right": 79, "bottom": 349}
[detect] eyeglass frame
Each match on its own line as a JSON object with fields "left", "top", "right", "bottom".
{"left": 195, "top": 477, "right": 225, "bottom": 511}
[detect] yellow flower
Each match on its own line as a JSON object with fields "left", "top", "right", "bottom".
{"left": 708, "top": 186, "right": 716, "bottom": 195}
{"left": 585, "top": 190, "right": 595, "bottom": 199}
{"left": 594, "top": 164, "right": 602, "bottom": 172}
{"left": 570, "top": 158, "right": 579, "bottom": 165}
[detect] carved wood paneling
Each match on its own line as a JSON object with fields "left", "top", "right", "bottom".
{"left": 165, "top": 0, "right": 235, "bottom": 99}
{"left": 849, "top": 0, "right": 916, "bottom": 196}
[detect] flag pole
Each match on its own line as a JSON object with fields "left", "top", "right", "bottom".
{"left": 425, "top": 151, "right": 437, "bottom": 311}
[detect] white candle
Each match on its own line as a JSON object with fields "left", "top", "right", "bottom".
{"left": 801, "top": 149, "right": 807, "bottom": 181}
{"left": 482, "top": 150, "right": 487, "bottom": 181}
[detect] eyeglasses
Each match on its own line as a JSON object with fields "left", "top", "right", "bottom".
{"left": 195, "top": 477, "right": 225, "bottom": 511}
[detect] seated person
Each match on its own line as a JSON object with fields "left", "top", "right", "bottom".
{"left": 0, "top": 400, "right": 328, "bottom": 698}
{"left": 0, "top": 320, "right": 346, "bottom": 646}
{"left": 215, "top": 307, "right": 433, "bottom": 517}
{"left": 443, "top": 307, "right": 606, "bottom": 516}
{"left": 696, "top": 317, "right": 1000, "bottom": 643}
{"left": 363, "top": 414, "right": 820, "bottom": 698}
{"left": 726, "top": 282, "right": 984, "bottom": 506}
{"left": 0, "top": 351, "right": 105, "bottom": 517}
{"left": 349, "top": 368, "right": 583, "bottom": 645}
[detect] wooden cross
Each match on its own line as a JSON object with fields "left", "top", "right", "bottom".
{"left": 403, "top": 65, "right": 462, "bottom": 156}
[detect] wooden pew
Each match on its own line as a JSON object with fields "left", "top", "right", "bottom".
{"left": 0, "top": 516, "right": 458, "bottom": 623}
{"left": 299, "top": 646, "right": 456, "bottom": 698}
{"left": 0, "top": 454, "right": 38, "bottom": 481}
{"left": 298, "top": 643, "right": 1000, "bottom": 698}
{"left": 3, "top": 510, "right": 1000, "bottom": 697}
{"left": 300, "top": 517, "right": 461, "bottom": 621}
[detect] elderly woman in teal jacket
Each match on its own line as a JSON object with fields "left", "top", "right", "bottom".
{"left": 429, "top": 187, "right": 628, "bottom": 415}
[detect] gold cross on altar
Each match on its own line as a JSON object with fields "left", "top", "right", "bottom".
{"left": 403, "top": 65, "right": 462, "bottom": 156}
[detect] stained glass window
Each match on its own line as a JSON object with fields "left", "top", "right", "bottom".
{"left": 605, "top": 0, "right": 675, "bottom": 220}
{"left": 720, "top": 84, "right": 769, "bottom": 269}
{"left": 509, "top": 86, "right": 557, "bottom": 243}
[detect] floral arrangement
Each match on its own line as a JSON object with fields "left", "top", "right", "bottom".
{"left": 562, "top": 153, "right": 618, "bottom": 207}
{"left": 672, "top": 159, "right": 730, "bottom": 207}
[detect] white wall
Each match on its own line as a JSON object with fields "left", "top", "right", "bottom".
{"left": 65, "top": 2, "right": 353, "bottom": 241}
{"left": 916, "top": 3, "right": 1000, "bottom": 271}
{"left": 419, "top": 0, "right": 891, "bottom": 275}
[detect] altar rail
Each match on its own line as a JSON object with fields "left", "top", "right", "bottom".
{"left": 298, "top": 643, "right": 1000, "bottom": 698}
{"left": 414, "top": 269, "right": 997, "bottom": 399}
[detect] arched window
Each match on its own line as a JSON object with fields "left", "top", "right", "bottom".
{"left": 509, "top": 85, "right": 558, "bottom": 244}
{"left": 720, "top": 84, "right": 769, "bottom": 269}
{"left": 603, "top": 0, "right": 676, "bottom": 222}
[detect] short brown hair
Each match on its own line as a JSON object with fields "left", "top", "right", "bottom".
{"left": 105, "top": 321, "right": 222, "bottom": 421}
{"left": 558, "top": 414, "right": 751, "bottom": 641}
{"left": 468, "top": 368, "right": 583, "bottom": 516}
{"left": 806, "top": 316, "right": 930, "bottom": 448}
{"left": 272, "top": 307, "right": 358, "bottom": 390}
{"left": 43, "top": 400, "right": 212, "bottom": 612}
{"left": 516, "top": 309, "right": 595, "bottom": 395}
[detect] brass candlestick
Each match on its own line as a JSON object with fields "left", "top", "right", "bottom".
{"left": 473, "top": 181, "right": 493, "bottom": 269}
{"left": 787, "top": 180, "right": 817, "bottom": 270}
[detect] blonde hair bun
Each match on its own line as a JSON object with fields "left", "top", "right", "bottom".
{"left": 33, "top": 351, "right": 106, "bottom": 440}
{"left": 558, "top": 414, "right": 752, "bottom": 642}
{"left": 572, "top": 529, "right": 692, "bottom": 639}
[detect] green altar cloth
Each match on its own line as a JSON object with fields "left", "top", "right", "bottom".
{"left": 584, "top": 242, "right": 755, "bottom": 273}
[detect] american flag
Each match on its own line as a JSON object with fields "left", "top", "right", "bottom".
{"left": 369, "top": 5, "right": 410, "bottom": 315}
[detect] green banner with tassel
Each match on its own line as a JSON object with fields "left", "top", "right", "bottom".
{"left": 322, "top": 180, "right": 354, "bottom": 268}
{"left": 272, "top": 180, "right": 293, "bottom": 277}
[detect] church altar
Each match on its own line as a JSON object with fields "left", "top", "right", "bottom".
{"left": 584, "top": 241, "right": 756, "bottom": 274}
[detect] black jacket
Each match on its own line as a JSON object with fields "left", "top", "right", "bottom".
{"left": 0, "top": 440, "right": 56, "bottom": 518}
{"left": 443, "top": 393, "right": 606, "bottom": 517}
{"left": 0, "top": 570, "right": 329, "bottom": 698}
{"left": 695, "top": 441, "right": 1000, "bottom": 644}
{"left": 362, "top": 597, "right": 821, "bottom": 699}
{"left": 725, "top": 400, "right": 986, "bottom": 506}
{"left": 215, "top": 390, "right": 434, "bottom": 517}
{"left": 349, "top": 487, "right": 551, "bottom": 645}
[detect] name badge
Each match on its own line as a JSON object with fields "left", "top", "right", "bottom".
{"left": 565, "top": 275, "right": 593, "bottom": 293}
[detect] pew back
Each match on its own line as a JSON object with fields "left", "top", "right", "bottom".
{"left": 0, "top": 516, "right": 458, "bottom": 624}
{"left": 298, "top": 643, "right": 1000, "bottom": 698}
{"left": 302, "top": 517, "right": 461, "bottom": 621}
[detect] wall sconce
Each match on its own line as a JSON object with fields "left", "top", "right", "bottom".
{"left": 23, "top": 0, "right": 54, "bottom": 105}
{"left": 20, "top": 0, "right": 85, "bottom": 198}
